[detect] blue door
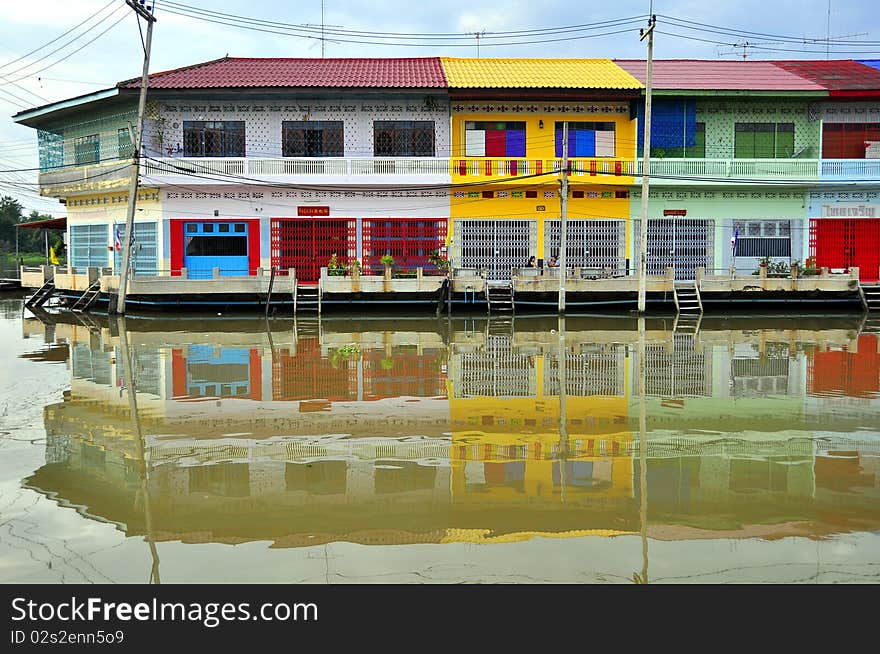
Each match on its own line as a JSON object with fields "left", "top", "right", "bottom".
{"left": 183, "top": 221, "right": 250, "bottom": 279}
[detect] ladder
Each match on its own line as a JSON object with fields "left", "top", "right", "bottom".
{"left": 485, "top": 280, "right": 514, "bottom": 315}
{"left": 25, "top": 280, "right": 56, "bottom": 309}
{"left": 674, "top": 281, "right": 703, "bottom": 315}
{"left": 294, "top": 282, "right": 321, "bottom": 315}
{"left": 70, "top": 279, "right": 102, "bottom": 313}
{"left": 859, "top": 283, "right": 880, "bottom": 312}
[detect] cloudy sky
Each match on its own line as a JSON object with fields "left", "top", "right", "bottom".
{"left": 1, "top": 0, "right": 878, "bottom": 215}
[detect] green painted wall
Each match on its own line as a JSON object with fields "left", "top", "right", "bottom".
{"left": 697, "top": 98, "right": 821, "bottom": 160}
{"left": 39, "top": 103, "right": 137, "bottom": 169}
{"left": 629, "top": 188, "right": 809, "bottom": 269}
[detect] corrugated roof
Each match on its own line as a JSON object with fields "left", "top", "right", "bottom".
{"left": 119, "top": 57, "right": 447, "bottom": 89}
{"left": 614, "top": 60, "right": 825, "bottom": 91}
{"left": 440, "top": 58, "right": 643, "bottom": 89}
{"left": 774, "top": 60, "right": 880, "bottom": 91}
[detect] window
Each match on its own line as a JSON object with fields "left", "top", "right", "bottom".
{"left": 282, "top": 121, "right": 343, "bottom": 157}
{"left": 73, "top": 134, "right": 100, "bottom": 165}
{"left": 117, "top": 128, "right": 133, "bottom": 159}
{"left": 70, "top": 224, "right": 108, "bottom": 269}
{"left": 113, "top": 222, "right": 157, "bottom": 275}
{"left": 556, "top": 122, "right": 616, "bottom": 157}
{"left": 734, "top": 123, "right": 794, "bottom": 158}
{"left": 822, "top": 122, "right": 880, "bottom": 159}
{"left": 734, "top": 220, "right": 792, "bottom": 258}
{"left": 183, "top": 121, "right": 245, "bottom": 157}
{"left": 373, "top": 121, "right": 435, "bottom": 157}
{"left": 185, "top": 235, "right": 247, "bottom": 257}
{"left": 465, "top": 121, "right": 526, "bottom": 157}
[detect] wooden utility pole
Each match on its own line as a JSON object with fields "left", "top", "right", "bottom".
{"left": 113, "top": 1, "right": 156, "bottom": 315}
{"left": 558, "top": 121, "right": 569, "bottom": 314}
{"left": 637, "top": 15, "right": 656, "bottom": 314}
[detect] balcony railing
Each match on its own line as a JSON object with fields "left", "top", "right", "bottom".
{"left": 141, "top": 157, "right": 451, "bottom": 180}
{"left": 130, "top": 156, "right": 880, "bottom": 187}
{"left": 820, "top": 159, "right": 880, "bottom": 180}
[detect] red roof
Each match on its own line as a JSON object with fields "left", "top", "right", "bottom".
{"left": 120, "top": 57, "right": 447, "bottom": 89}
{"left": 773, "top": 60, "right": 880, "bottom": 94}
{"left": 614, "top": 60, "right": 826, "bottom": 91}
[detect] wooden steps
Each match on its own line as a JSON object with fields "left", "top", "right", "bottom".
{"left": 295, "top": 283, "right": 321, "bottom": 315}
{"left": 486, "top": 281, "right": 514, "bottom": 315}
{"left": 70, "top": 279, "right": 102, "bottom": 313}
{"left": 861, "top": 283, "right": 880, "bottom": 312}
{"left": 24, "top": 280, "right": 56, "bottom": 309}
{"left": 674, "top": 282, "right": 703, "bottom": 315}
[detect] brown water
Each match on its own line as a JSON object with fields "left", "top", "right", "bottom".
{"left": 1, "top": 299, "right": 879, "bottom": 583}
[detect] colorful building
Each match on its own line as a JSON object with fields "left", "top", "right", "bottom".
{"left": 12, "top": 56, "right": 880, "bottom": 309}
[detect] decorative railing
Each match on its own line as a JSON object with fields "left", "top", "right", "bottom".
{"left": 137, "top": 156, "right": 880, "bottom": 183}
{"left": 820, "top": 159, "right": 880, "bottom": 180}
{"left": 142, "top": 157, "right": 450, "bottom": 179}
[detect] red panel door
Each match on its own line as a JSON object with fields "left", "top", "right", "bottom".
{"left": 362, "top": 218, "right": 447, "bottom": 275}
{"left": 270, "top": 218, "right": 354, "bottom": 283}
{"left": 810, "top": 218, "right": 847, "bottom": 272}
{"left": 852, "top": 219, "right": 880, "bottom": 282}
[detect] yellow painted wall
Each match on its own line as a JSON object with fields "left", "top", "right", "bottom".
{"left": 449, "top": 184, "right": 632, "bottom": 258}
{"left": 450, "top": 107, "right": 637, "bottom": 163}
{"left": 65, "top": 188, "right": 162, "bottom": 272}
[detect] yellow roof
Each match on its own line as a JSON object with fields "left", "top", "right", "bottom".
{"left": 441, "top": 58, "right": 643, "bottom": 89}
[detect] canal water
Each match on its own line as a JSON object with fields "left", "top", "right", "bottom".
{"left": 1, "top": 298, "right": 878, "bottom": 583}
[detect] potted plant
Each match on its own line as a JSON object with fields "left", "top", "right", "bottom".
{"left": 347, "top": 258, "right": 361, "bottom": 279}
{"left": 380, "top": 254, "right": 394, "bottom": 280}
{"left": 428, "top": 249, "right": 450, "bottom": 276}
{"left": 328, "top": 253, "right": 345, "bottom": 277}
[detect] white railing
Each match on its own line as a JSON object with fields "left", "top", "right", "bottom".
{"left": 820, "top": 159, "right": 880, "bottom": 179}
{"left": 142, "top": 157, "right": 450, "bottom": 178}
{"left": 138, "top": 156, "right": 880, "bottom": 183}
{"left": 637, "top": 158, "right": 821, "bottom": 179}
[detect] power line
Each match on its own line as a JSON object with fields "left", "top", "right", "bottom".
{"left": 160, "top": 2, "right": 647, "bottom": 41}
{"left": 2, "top": 7, "right": 129, "bottom": 85}
{"left": 157, "top": 4, "right": 644, "bottom": 47}
{"left": 0, "top": 0, "right": 119, "bottom": 72}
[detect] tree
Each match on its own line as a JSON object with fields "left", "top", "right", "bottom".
{"left": 0, "top": 195, "right": 61, "bottom": 255}
{"left": 0, "top": 196, "right": 24, "bottom": 253}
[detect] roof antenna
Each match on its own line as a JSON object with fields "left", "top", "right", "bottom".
{"left": 468, "top": 30, "right": 486, "bottom": 58}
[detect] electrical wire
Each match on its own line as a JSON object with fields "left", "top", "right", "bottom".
{"left": 2, "top": 8, "right": 129, "bottom": 85}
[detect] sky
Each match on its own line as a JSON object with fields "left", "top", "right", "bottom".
{"left": 1, "top": 0, "right": 878, "bottom": 216}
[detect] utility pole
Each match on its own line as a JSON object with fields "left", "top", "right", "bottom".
{"left": 113, "top": 0, "right": 156, "bottom": 315}
{"left": 558, "top": 120, "right": 569, "bottom": 314}
{"left": 637, "top": 14, "right": 656, "bottom": 314}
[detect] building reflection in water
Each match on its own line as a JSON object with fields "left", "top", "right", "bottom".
{"left": 21, "top": 314, "right": 880, "bottom": 580}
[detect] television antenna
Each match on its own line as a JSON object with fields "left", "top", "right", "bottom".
{"left": 302, "top": 1, "right": 343, "bottom": 57}
{"left": 718, "top": 31, "right": 869, "bottom": 60}
{"left": 467, "top": 30, "right": 487, "bottom": 58}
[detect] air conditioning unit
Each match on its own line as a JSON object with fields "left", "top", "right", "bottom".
{"left": 865, "top": 141, "right": 880, "bottom": 159}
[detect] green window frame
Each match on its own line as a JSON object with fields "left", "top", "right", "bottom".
{"left": 73, "top": 133, "right": 100, "bottom": 165}
{"left": 734, "top": 123, "right": 794, "bottom": 158}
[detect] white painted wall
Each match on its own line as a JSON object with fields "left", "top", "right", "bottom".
{"left": 149, "top": 97, "right": 451, "bottom": 158}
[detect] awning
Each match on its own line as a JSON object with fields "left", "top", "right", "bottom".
{"left": 16, "top": 217, "right": 67, "bottom": 230}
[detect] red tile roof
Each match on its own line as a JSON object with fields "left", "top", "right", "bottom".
{"left": 614, "top": 60, "right": 826, "bottom": 91}
{"left": 773, "top": 60, "right": 880, "bottom": 93}
{"left": 120, "top": 57, "right": 447, "bottom": 89}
